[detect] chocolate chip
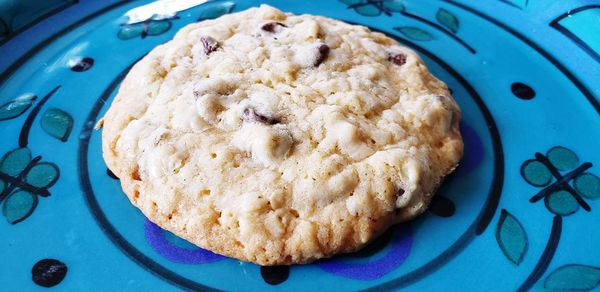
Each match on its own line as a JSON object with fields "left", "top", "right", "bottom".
{"left": 397, "top": 188, "right": 405, "bottom": 197}
{"left": 394, "top": 188, "right": 406, "bottom": 212}
{"left": 314, "top": 44, "right": 330, "bottom": 66}
{"left": 243, "top": 108, "right": 279, "bottom": 125}
{"left": 200, "top": 36, "right": 219, "bottom": 55}
{"left": 389, "top": 53, "right": 406, "bottom": 66}
{"left": 261, "top": 22, "right": 287, "bottom": 33}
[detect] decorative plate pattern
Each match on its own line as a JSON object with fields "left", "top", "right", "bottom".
{"left": 0, "top": 0, "right": 598, "bottom": 290}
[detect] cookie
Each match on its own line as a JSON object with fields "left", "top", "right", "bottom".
{"left": 99, "top": 5, "right": 463, "bottom": 265}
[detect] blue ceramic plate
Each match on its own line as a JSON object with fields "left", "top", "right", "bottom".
{"left": 1, "top": 0, "right": 599, "bottom": 290}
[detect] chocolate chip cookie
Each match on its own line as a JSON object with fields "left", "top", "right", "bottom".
{"left": 99, "top": 5, "right": 463, "bottom": 265}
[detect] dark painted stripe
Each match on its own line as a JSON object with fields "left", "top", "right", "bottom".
{"left": 498, "top": 0, "right": 523, "bottom": 10}
{"left": 0, "top": 169, "right": 50, "bottom": 198}
{"left": 443, "top": 0, "right": 600, "bottom": 114}
{"left": 0, "top": 0, "right": 79, "bottom": 46}
{"left": 0, "top": 156, "right": 44, "bottom": 201}
{"left": 518, "top": 215, "right": 562, "bottom": 291}
{"left": 0, "top": 18, "right": 9, "bottom": 35}
{"left": 0, "top": 0, "right": 136, "bottom": 86}
{"left": 549, "top": 5, "right": 600, "bottom": 63}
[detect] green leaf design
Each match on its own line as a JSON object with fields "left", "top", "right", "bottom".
{"left": 436, "top": 8, "right": 459, "bottom": 33}
{"left": 544, "top": 264, "right": 600, "bottom": 291}
{"left": 545, "top": 190, "right": 578, "bottom": 216}
{"left": 339, "top": 0, "right": 362, "bottom": 5}
{"left": 574, "top": 173, "right": 600, "bottom": 199}
{"left": 40, "top": 108, "right": 73, "bottom": 142}
{"left": 2, "top": 190, "right": 38, "bottom": 224}
{"left": 355, "top": 3, "right": 381, "bottom": 16}
{"left": 496, "top": 209, "right": 527, "bottom": 265}
{"left": 0, "top": 93, "right": 36, "bottom": 121}
{"left": 146, "top": 21, "right": 172, "bottom": 36}
{"left": 25, "top": 162, "right": 59, "bottom": 189}
{"left": 521, "top": 159, "right": 552, "bottom": 187}
{"left": 0, "top": 148, "right": 31, "bottom": 176}
{"left": 382, "top": 0, "right": 404, "bottom": 12}
{"left": 118, "top": 23, "right": 144, "bottom": 40}
{"left": 547, "top": 146, "right": 579, "bottom": 171}
{"left": 197, "top": 1, "right": 235, "bottom": 21}
{"left": 394, "top": 27, "right": 434, "bottom": 41}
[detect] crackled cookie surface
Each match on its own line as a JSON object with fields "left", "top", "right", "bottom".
{"left": 100, "top": 5, "right": 463, "bottom": 265}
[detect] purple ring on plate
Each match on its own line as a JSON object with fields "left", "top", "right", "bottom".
{"left": 454, "top": 121, "right": 484, "bottom": 176}
{"left": 144, "top": 219, "right": 225, "bottom": 264}
{"left": 318, "top": 227, "right": 413, "bottom": 280}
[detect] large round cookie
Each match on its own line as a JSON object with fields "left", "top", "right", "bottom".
{"left": 100, "top": 4, "right": 463, "bottom": 265}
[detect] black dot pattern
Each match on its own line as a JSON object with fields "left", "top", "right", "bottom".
{"left": 260, "top": 266, "right": 289, "bottom": 285}
{"left": 69, "top": 57, "right": 94, "bottom": 72}
{"left": 32, "top": 259, "right": 68, "bottom": 287}
{"left": 511, "top": 82, "right": 535, "bottom": 99}
{"left": 429, "top": 195, "right": 456, "bottom": 217}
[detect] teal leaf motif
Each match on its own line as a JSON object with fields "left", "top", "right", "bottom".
{"left": 436, "top": 8, "right": 459, "bottom": 33}
{"left": 197, "top": 1, "right": 235, "bottom": 21}
{"left": 0, "top": 148, "right": 31, "bottom": 176}
{"left": 25, "top": 162, "right": 59, "bottom": 189}
{"left": 41, "top": 108, "right": 73, "bottom": 142}
{"left": 521, "top": 159, "right": 552, "bottom": 187}
{"left": 382, "top": 0, "right": 404, "bottom": 12}
{"left": 146, "top": 21, "right": 171, "bottom": 36}
{"left": 544, "top": 264, "right": 600, "bottom": 291}
{"left": 545, "top": 190, "right": 578, "bottom": 216}
{"left": 118, "top": 20, "right": 172, "bottom": 40}
{"left": 574, "top": 173, "right": 600, "bottom": 199}
{"left": 547, "top": 146, "right": 579, "bottom": 171}
{"left": 118, "top": 23, "right": 144, "bottom": 40}
{"left": 355, "top": 3, "right": 381, "bottom": 16}
{"left": 394, "top": 27, "right": 434, "bottom": 41}
{"left": 0, "top": 93, "right": 36, "bottom": 121}
{"left": 2, "top": 191, "right": 38, "bottom": 224}
{"left": 496, "top": 209, "right": 528, "bottom": 265}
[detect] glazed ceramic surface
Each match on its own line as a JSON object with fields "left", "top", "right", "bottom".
{"left": 1, "top": 0, "right": 599, "bottom": 291}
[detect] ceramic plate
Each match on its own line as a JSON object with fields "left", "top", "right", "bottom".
{"left": 1, "top": 0, "right": 599, "bottom": 290}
